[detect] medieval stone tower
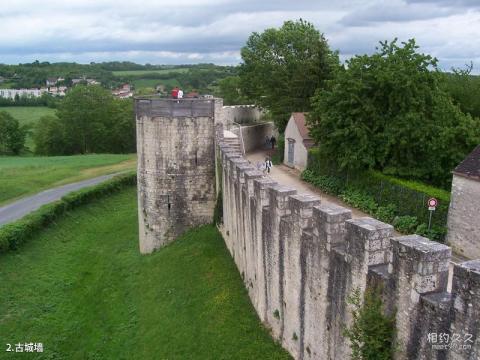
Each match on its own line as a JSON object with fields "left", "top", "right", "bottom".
{"left": 135, "top": 97, "right": 224, "bottom": 254}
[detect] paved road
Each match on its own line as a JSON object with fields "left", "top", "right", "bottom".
{"left": 0, "top": 173, "right": 123, "bottom": 227}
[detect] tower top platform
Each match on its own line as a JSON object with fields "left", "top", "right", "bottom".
{"left": 134, "top": 97, "right": 218, "bottom": 118}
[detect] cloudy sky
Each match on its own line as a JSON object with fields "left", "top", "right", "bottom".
{"left": 1, "top": 0, "right": 480, "bottom": 72}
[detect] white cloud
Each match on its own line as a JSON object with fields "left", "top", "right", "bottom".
{"left": 0, "top": 0, "right": 478, "bottom": 72}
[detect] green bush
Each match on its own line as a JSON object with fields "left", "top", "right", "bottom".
{"left": 415, "top": 223, "right": 448, "bottom": 243}
{"left": 340, "top": 188, "right": 378, "bottom": 214}
{"left": 271, "top": 134, "right": 285, "bottom": 165}
{"left": 375, "top": 204, "right": 397, "bottom": 224}
{"left": 344, "top": 286, "right": 396, "bottom": 360}
{"left": 393, "top": 216, "right": 419, "bottom": 234}
{"left": 301, "top": 170, "right": 343, "bottom": 195}
{"left": 0, "top": 172, "right": 136, "bottom": 254}
{"left": 306, "top": 149, "right": 449, "bottom": 232}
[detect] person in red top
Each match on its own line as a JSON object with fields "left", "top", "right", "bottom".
{"left": 171, "top": 87, "right": 179, "bottom": 99}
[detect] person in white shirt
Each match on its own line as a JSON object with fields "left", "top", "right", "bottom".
{"left": 178, "top": 89, "right": 184, "bottom": 99}
{"left": 264, "top": 157, "right": 272, "bottom": 174}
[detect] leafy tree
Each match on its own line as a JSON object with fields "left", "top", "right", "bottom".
{"left": 57, "top": 85, "right": 116, "bottom": 154}
{"left": 343, "top": 287, "right": 396, "bottom": 360}
{"left": 32, "top": 115, "right": 67, "bottom": 155}
{"left": 0, "top": 111, "right": 26, "bottom": 154}
{"left": 442, "top": 63, "right": 480, "bottom": 118}
{"left": 106, "top": 99, "right": 136, "bottom": 154}
{"left": 308, "top": 39, "right": 480, "bottom": 186}
{"left": 33, "top": 85, "right": 136, "bottom": 155}
{"left": 239, "top": 19, "right": 339, "bottom": 131}
{"left": 217, "top": 76, "right": 248, "bottom": 105}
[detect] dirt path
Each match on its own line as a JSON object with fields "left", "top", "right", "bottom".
{"left": 246, "top": 150, "right": 369, "bottom": 219}
{"left": 247, "top": 150, "right": 467, "bottom": 288}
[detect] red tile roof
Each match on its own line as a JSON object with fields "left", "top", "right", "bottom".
{"left": 291, "top": 112, "right": 314, "bottom": 148}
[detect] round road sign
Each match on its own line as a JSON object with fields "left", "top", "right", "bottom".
{"left": 427, "top": 198, "right": 438, "bottom": 208}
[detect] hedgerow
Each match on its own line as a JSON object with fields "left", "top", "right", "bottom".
{"left": 302, "top": 150, "right": 449, "bottom": 241}
{"left": 0, "top": 172, "right": 136, "bottom": 254}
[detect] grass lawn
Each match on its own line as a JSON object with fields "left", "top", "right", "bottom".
{"left": 132, "top": 78, "right": 180, "bottom": 90}
{"left": 112, "top": 68, "right": 189, "bottom": 76}
{"left": 0, "top": 154, "right": 136, "bottom": 205}
{"left": 0, "top": 106, "right": 57, "bottom": 151}
{"left": 0, "top": 187, "right": 290, "bottom": 359}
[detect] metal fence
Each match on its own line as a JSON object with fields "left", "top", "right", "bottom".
{"left": 307, "top": 153, "right": 450, "bottom": 229}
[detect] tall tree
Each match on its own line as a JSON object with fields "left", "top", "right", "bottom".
{"left": 33, "top": 115, "right": 67, "bottom": 155}
{"left": 33, "top": 85, "right": 136, "bottom": 155}
{"left": 442, "top": 63, "right": 480, "bottom": 118}
{"left": 217, "top": 76, "right": 248, "bottom": 105}
{"left": 57, "top": 85, "right": 115, "bottom": 154}
{"left": 0, "top": 111, "right": 26, "bottom": 154}
{"left": 239, "top": 19, "right": 339, "bottom": 131}
{"left": 308, "top": 39, "right": 480, "bottom": 186}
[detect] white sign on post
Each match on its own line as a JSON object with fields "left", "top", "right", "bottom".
{"left": 427, "top": 198, "right": 438, "bottom": 230}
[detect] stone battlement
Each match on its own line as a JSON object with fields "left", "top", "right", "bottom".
{"left": 135, "top": 97, "right": 216, "bottom": 118}
{"left": 215, "top": 122, "right": 480, "bottom": 360}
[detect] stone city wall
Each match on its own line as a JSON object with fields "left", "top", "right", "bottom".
{"left": 215, "top": 123, "right": 480, "bottom": 360}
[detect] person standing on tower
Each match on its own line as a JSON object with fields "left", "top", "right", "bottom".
{"left": 171, "top": 87, "right": 179, "bottom": 99}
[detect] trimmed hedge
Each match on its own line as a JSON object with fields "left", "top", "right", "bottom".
{"left": 304, "top": 149, "right": 449, "bottom": 242}
{"left": 0, "top": 172, "right": 137, "bottom": 254}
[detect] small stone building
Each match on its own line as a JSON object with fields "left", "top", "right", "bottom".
{"left": 446, "top": 145, "right": 480, "bottom": 258}
{"left": 283, "top": 112, "right": 314, "bottom": 171}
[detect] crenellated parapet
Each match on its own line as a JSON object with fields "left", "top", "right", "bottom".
{"left": 214, "top": 122, "right": 480, "bottom": 360}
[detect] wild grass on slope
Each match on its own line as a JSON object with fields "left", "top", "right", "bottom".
{"left": 0, "top": 187, "right": 290, "bottom": 360}
{"left": 0, "top": 154, "right": 136, "bottom": 205}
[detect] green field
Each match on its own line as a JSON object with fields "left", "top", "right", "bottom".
{"left": 0, "top": 187, "right": 290, "bottom": 359}
{"left": 0, "top": 154, "right": 136, "bottom": 205}
{"left": 131, "top": 78, "right": 180, "bottom": 89}
{"left": 112, "top": 68, "right": 189, "bottom": 76}
{"left": 0, "top": 106, "right": 57, "bottom": 151}
{"left": 0, "top": 106, "right": 56, "bottom": 127}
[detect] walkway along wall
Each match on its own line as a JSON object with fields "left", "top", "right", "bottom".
{"left": 215, "top": 123, "right": 480, "bottom": 360}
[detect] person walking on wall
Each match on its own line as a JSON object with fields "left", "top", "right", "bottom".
{"left": 265, "top": 157, "right": 272, "bottom": 174}
{"left": 270, "top": 135, "right": 277, "bottom": 149}
{"left": 178, "top": 88, "right": 184, "bottom": 99}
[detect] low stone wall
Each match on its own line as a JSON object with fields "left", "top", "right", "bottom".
{"left": 222, "top": 105, "right": 264, "bottom": 124}
{"left": 215, "top": 123, "right": 480, "bottom": 360}
{"left": 230, "top": 122, "right": 275, "bottom": 153}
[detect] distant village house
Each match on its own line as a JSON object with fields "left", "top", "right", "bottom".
{"left": 112, "top": 83, "right": 133, "bottom": 99}
{"left": 0, "top": 88, "right": 46, "bottom": 99}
